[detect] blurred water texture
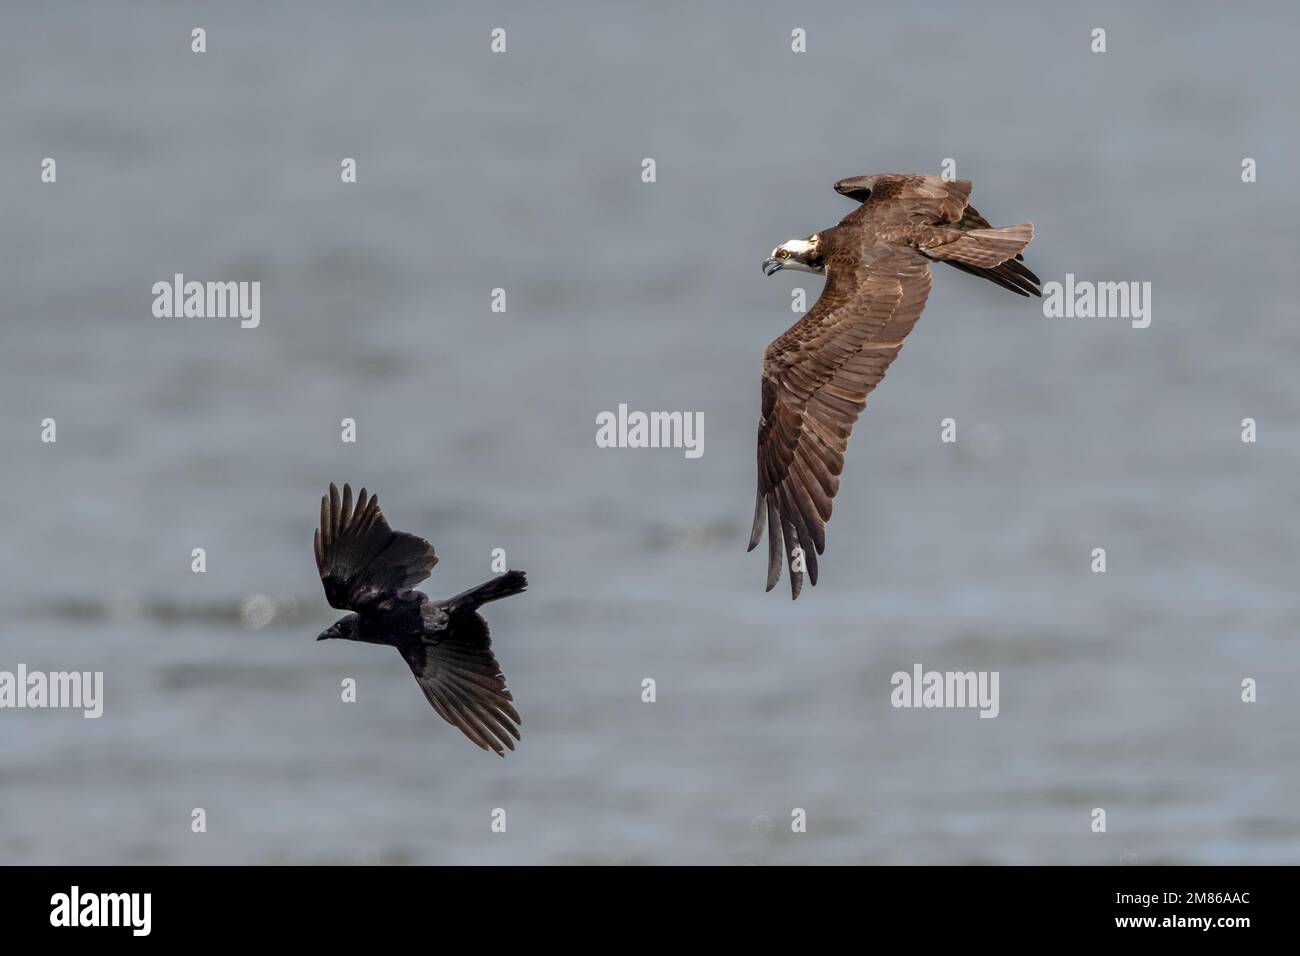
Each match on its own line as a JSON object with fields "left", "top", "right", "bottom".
{"left": 0, "top": 2, "right": 1298, "bottom": 864}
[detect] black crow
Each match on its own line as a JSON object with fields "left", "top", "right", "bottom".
{"left": 313, "top": 482, "right": 527, "bottom": 755}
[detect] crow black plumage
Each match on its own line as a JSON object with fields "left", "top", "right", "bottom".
{"left": 313, "top": 482, "right": 527, "bottom": 756}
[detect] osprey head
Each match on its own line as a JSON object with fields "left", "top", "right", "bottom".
{"left": 317, "top": 613, "right": 360, "bottom": 642}
{"left": 763, "top": 235, "right": 824, "bottom": 276}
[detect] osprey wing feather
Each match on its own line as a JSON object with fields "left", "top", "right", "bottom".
{"left": 749, "top": 245, "right": 932, "bottom": 599}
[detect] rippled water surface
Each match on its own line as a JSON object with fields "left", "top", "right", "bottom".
{"left": 1, "top": 2, "right": 1298, "bottom": 864}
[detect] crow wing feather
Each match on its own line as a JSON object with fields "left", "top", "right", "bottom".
{"left": 314, "top": 482, "right": 438, "bottom": 611}
{"left": 400, "top": 609, "right": 521, "bottom": 756}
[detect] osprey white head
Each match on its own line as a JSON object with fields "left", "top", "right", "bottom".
{"left": 763, "top": 234, "right": 824, "bottom": 275}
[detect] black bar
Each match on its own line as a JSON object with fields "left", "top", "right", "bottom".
{"left": 0, "top": 865, "right": 1273, "bottom": 940}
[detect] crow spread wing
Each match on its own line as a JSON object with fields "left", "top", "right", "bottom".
{"left": 750, "top": 246, "right": 933, "bottom": 599}
{"left": 314, "top": 482, "right": 438, "bottom": 612}
{"left": 400, "top": 610, "right": 521, "bottom": 756}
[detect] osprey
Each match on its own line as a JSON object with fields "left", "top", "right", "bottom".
{"left": 752, "top": 173, "right": 1040, "bottom": 599}
{"left": 313, "top": 482, "right": 527, "bottom": 755}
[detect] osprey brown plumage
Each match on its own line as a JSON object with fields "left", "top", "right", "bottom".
{"left": 751, "top": 173, "right": 1040, "bottom": 599}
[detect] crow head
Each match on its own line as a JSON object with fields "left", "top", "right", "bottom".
{"left": 317, "top": 613, "right": 360, "bottom": 642}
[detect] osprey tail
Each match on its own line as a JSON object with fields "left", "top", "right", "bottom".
{"left": 924, "top": 223, "right": 1041, "bottom": 297}
{"left": 925, "top": 222, "right": 1033, "bottom": 267}
{"left": 943, "top": 254, "right": 1041, "bottom": 297}
{"left": 449, "top": 570, "right": 528, "bottom": 611}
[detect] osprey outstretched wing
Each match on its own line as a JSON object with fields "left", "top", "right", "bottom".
{"left": 751, "top": 174, "right": 1039, "bottom": 598}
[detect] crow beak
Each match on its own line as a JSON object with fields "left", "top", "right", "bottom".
{"left": 762, "top": 258, "right": 782, "bottom": 276}
{"left": 316, "top": 628, "right": 335, "bottom": 642}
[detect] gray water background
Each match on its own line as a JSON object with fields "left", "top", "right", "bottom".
{"left": 1, "top": 1, "right": 1298, "bottom": 864}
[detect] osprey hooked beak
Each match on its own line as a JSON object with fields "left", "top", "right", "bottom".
{"left": 763, "top": 236, "right": 821, "bottom": 276}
